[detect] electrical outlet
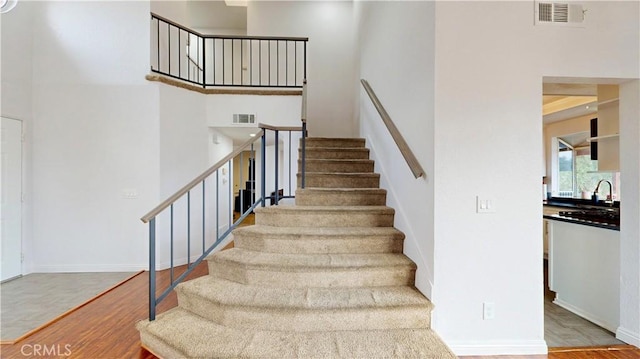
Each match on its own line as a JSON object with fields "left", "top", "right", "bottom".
{"left": 483, "top": 302, "right": 495, "bottom": 320}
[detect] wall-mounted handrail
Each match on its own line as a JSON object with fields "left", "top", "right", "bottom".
{"left": 360, "top": 79, "right": 425, "bottom": 179}
{"left": 141, "top": 132, "right": 264, "bottom": 223}
{"left": 151, "top": 12, "right": 308, "bottom": 88}
{"left": 142, "top": 123, "right": 306, "bottom": 321}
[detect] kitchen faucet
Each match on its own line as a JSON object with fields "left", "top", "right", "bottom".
{"left": 593, "top": 180, "right": 613, "bottom": 204}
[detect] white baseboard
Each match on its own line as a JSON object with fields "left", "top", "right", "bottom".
{"left": 32, "top": 264, "right": 146, "bottom": 273}
{"left": 616, "top": 326, "right": 640, "bottom": 347}
{"left": 553, "top": 297, "right": 617, "bottom": 333}
{"left": 448, "top": 339, "right": 548, "bottom": 356}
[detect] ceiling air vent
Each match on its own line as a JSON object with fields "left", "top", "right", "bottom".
{"left": 233, "top": 114, "right": 256, "bottom": 124}
{"left": 535, "top": 2, "right": 585, "bottom": 26}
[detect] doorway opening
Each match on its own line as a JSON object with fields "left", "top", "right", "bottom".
{"left": 542, "top": 79, "right": 630, "bottom": 349}
{"left": 1, "top": 117, "right": 23, "bottom": 283}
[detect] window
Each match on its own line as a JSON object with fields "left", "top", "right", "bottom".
{"left": 555, "top": 137, "right": 620, "bottom": 199}
{"left": 557, "top": 139, "right": 574, "bottom": 196}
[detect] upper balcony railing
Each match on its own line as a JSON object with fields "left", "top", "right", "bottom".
{"left": 151, "top": 13, "right": 308, "bottom": 88}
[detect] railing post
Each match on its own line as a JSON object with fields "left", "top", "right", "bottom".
{"left": 149, "top": 218, "right": 156, "bottom": 321}
{"left": 301, "top": 79, "right": 308, "bottom": 189}
{"left": 274, "top": 130, "right": 279, "bottom": 205}
{"left": 261, "top": 131, "right": 266, "bottom": 207}
{"left": 301, "top": 122, "right": 306, "bottom": 189}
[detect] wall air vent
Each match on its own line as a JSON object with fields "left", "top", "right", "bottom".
{"left": 535, "top": 2, "right": 585, "bottom": 27}
{"left": 232, "top": 114, "right": 256, "bottom": 124}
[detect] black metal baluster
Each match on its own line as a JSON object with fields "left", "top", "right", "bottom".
{"left": 261, "top": 132, "right": 266, "bottom": 207}
{"left": 232, "top": 39, "right": 235, "bottom": 85}
{"left": 187, "top": 191, "right": 191, "bottom": 267}
{"left": 202, "top": 38, "right": 206, "bottom": 88}
{"left": 156, "top": 18, "right": 160, "bottom": 72}
{"left": 170, "top": 204, "right": 174, "bottom": 284}
{"left": 202, "top": 180, "right": 205, "bottom": 255}
{"left": 288, "top": 131, "right": 292, "bottom": 196}
{"left": 149, "top": 217, "right": 156, "bottom": 321}
{"left": 275, "top": 130, "right": 279, "bottom": 205}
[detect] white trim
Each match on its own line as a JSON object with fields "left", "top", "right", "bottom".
{"left": 32, "top": 264, "right": 146, "bottom": 272}
{"left": 448, "top": 339, "right": 548, "bottom": 356}
{"left": 616, "top": 326, "right": 640, "bottom": 347}
{"left": 553, "top": 297, "right": 618, "bottom": 333}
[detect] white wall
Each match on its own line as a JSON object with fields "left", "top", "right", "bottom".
{"left": 25, "top": 1, "right": 160, "bottom": 272}
{"left": 432, "top": 1, "right": 639, "bottom": 355}
{"left": 206, "top": 94, "right": 301, "bottom": 128}
{"left": 1, "top": 0, "right": 35, "bottom": 274}
{"left": 150, "top": 0, "right": 189, "bottom": 24}
{"left": 618, "top": 79, "right": 640, "bottom": 346}
{"left": 356, "top": 0, "right": 436, "bottom": 298}
{"left": 247, "top": 1, "right": 357, "bottom": 137}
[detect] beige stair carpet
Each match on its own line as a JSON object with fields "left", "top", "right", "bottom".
{"left": 138, "top": 137, "right": 456, "bottom": 358}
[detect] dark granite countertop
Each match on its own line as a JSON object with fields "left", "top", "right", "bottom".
{"left": 543, "top": 197, "right": 620, "bottom": 231}
{"left": 543, "top": 214, "right": 620, "bottom": 231}
{"left": 544, "top": 197, "right": 620, "bottom": 209}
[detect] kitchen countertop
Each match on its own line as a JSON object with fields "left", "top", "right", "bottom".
{"left": 543, "top": 214, "right": 620, "bottom": 231}
{"left": 544, "top": 197, "right": 620, "bottom": 209}
{"left": 543, "top": 197, "right": 620, "bottom": 231}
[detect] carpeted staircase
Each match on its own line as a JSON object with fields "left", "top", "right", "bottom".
{"left": 137, "top": 137, "right": 456, "bottom": 358}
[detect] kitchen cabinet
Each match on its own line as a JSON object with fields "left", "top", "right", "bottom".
{"left": 547, "top": 219, "right": 620, "bottom": 332}
{"left": 591, "top": 85, "right": 620, "bottom": 172}
{"left": 543, "top": 206, "right": 564, "bottom": 259}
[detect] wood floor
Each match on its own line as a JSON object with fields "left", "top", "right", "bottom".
{"left": 0, "top": 236, "right": 637, "bottom": 358}
{"left": 0, "top": 262, "right": 209, "bottom": 359}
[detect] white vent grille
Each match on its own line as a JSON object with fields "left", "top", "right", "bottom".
{"left": 233, "top": 114, "right": 256, "bottom": 124}
{"left": 536, "top": 2, "right": 585, "bottom": 26}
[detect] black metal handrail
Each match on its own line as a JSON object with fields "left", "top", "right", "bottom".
{"left": 142, "top": 123, "right": 306, "bottom": 321}
{"left": 151, "top": 12, "right": 308, "bottom": 89}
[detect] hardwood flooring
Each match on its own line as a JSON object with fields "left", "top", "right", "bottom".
{"left": 1, "top": 228, "right": 637, "bottom": 358}
{"left": 0, "top": 262, "right": 208, "bottom": 359}
{"left": 1, "top": 262, "right": 637, "bottom": 359}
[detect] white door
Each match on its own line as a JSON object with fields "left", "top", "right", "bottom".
{"left": 1, "top": 117, "right": 23, "bottom": 281}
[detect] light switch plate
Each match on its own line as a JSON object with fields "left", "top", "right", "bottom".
{"left": 122, "top": 189, "right": 139, "bottom": 199}
{"left": 476, "top": 196, "right": 496, "bottom": 213}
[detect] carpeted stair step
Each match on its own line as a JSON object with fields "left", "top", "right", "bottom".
{"left": 233, "top": 225, "right": 404, "bottom": 254}
{"left": 207, "top": 248, "right": 416, "bottom": 288}
{"left": 175, "top": 276, "right": 432, "bottom": 331}
{"left": 297, "top": 172, "right": 380, "bottom": 188}
{"left": 305, "top": 137, "right": 366, "bottom": 148}
{"left": 300, "top": 158, "right": 375, "bottom": 173}
{"left": 254, "top": 205, "right": 394, "bottom": 227}
{"left": 138, "top": 308, "right": 457, "bottom": 359}
{"left": 300, "top": 147, "right": 370, "bottom": 159}
{"left": 296, "top": 188, "right": 387, "bottom": 206}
